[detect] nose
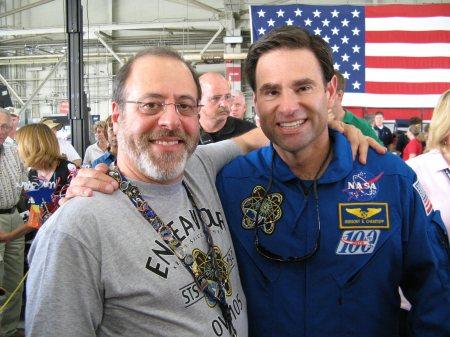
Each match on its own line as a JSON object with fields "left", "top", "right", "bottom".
{"left": 158, "top": 103, "right": 181, "bottom": 130}
{"left": 277, "top": 90, "right": 300, "bottom": 115}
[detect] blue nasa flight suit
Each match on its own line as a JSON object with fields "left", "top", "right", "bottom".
{"left": 216, "top": 130, "right": 450, "bottom": 337}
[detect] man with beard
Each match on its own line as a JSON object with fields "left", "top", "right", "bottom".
{"left": 26, "top": 47, "right": 262, "bottom": 337}
{"left": 198, "top": 73, "right": 255, "bottom": 144}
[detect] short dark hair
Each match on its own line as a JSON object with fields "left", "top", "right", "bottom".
{"left": 112, "top": 47, "right": 201, "bottom": 106}
{"left": 245, "top": 26, "right": 334, "bottom": 91}
{"left": 375, "top": 111, "right": 384, "bottom": 117}
{"left": 334, "top": 70, "right": 345, "bottom": 92}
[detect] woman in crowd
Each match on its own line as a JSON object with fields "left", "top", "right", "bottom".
{"left": 91, "top": 116, "right": 117, "bottom": 167}
{"left": 82, "top": 121, "right": 108, "bottom": 167}
{"left": 407, "top": 89, "right": 450, "bottom": 234}
{"left": 0, "top": 123, "right": 76, "bottom": 242}
{"left": 402, "top": 124, "right": 423, "bottom": 160}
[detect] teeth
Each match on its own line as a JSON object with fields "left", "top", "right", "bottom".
{"left": 279, "top": 120, "right": 305, "bottom": 128}
{"left": 154, "top": 140, "right": 179, "bottom": 146}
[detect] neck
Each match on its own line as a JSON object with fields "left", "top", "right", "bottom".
{"left": 36, "top": 162, "right": 58, "bottom": 181}
{"left": 275, "top": 134, "right": 332, "bottom": 180}
{"left": 116, "top": 153, "right": 183, "bottom": 186}
{"left": 199, "top": 115, "right": 227, "bottom": 133}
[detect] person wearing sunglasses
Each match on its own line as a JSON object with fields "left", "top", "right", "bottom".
{"left": 216, "top": 26, "right": 450, "bottom": 337}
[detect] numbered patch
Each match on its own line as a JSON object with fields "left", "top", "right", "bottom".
{"left": 336, "top": 230, "right": 380, "bottom": 255}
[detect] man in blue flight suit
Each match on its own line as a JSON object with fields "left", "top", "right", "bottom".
{"left": 216, "top": 26, "right": 450, "bottom": 337}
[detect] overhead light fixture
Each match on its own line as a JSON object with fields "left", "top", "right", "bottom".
{"left": 223, "top": 36, "right": 243, "bottom": 44}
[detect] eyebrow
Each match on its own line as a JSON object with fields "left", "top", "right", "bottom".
{"left": 139, "top": 93, "right": 197, "bottom": 102}
{"left": 258, "top": 78, "right": 317, "bottom": 93}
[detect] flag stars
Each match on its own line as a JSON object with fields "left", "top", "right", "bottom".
{"left": 342, "top": 71, "right": 350, "bottom": 79}
{"left": 294, "top": 8, "right": 302, "bottom": 17}
{"left": 331, "top": 9, "right": 339, "bottom": 18}
{"left": 258, "top": 27, "right": 266, "bottom": 35}
{"left": 267, "top": 18, "right": 275, "bottom": 27}
{"left": 333, "top": 62, "right": 341, "bottom": 71}
{"left": 286, "top": 18, "right": 294, "bottom": 26}
{"left": 352, "top": 62, "right": 361, "bottom": 71}
{"left": 352, "top": 45, "right": 361, "bottom": 53}
{"left": 304, "top": 18, "right": 312, "bottom": 26}
{"left": 331, "top": 27, "right": 339, "bottom": 35}
{"left": 352, "top": 81, "right": 361, "bottom": 90}
{"left": 352, "top": 27, "right": 360, "bottom": 36}
{"left": 351, "top": 9, "right": 360, "bottom": 18}
{"left": 331, "top": 44, "right": 340, "bottom": 53}
{"left": 341, "top": 18, "right": 349, "bottom": 27}
{"left": 322, "top": 18, "right": 330, "bottom": 27}
{"left": 341, "top": 53, "right": 350, "bottom": 62}
{"left": 257, "top": 9, "right": 265, "bottom": 18}
{"left": 314, "top": 27, "right": 322, "bottom": 36}
{"left": 313, "top": 9, "right": 321, "bottom": 18}
{"left": 276, "top": 9, "right": 285, "bottom": 17}
{"left": 341, "top": 35, "right": 349, "bottom": 44}
{"left": 323, "top": 35, "right": 330, "bottom": 43}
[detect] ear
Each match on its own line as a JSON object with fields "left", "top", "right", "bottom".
{"left": 111, "top": 101, "right": 121, "bottom": 134}
{"left": 326, "top": 75, "right": 338, "bottom": 110}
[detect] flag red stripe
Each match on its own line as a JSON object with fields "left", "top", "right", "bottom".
{"left": 365, "top": 57, "right": 450, "bottom": 69}
{"left": 365, "top": 31, "right": 450, "bottom": 43}
{"left": 365, "top": 82, "right": 450, "bottom": 95}
{"left": 366, "top": 4, "right": 450, "bottom": 18}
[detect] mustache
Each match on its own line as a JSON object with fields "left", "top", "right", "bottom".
{"left": 139, "top": 129, "right": 189, "bottom": 143}
{"left": 218, "top": 106, "right": 230, "bottom": 114}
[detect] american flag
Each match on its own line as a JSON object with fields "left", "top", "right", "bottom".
{"left": 250, "top": 4, "right": 450, "bottom": 109}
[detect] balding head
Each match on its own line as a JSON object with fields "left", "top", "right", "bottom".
{"left": 198, "top": 72, "right": 232, "bottom": 131}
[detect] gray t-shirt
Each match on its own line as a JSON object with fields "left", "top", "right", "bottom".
{"left": 26, "top": 140, "right": 248, "bottom": 337}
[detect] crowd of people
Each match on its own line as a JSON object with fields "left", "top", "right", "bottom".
{"left": 0, "top": 26, "right": 448, "bottom": 337}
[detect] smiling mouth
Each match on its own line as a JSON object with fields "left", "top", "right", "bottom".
{"left": 153, "top": 140, "right": 183, "bottom": 146}
{"left": 278, "top": 119, "right": 306, "bottom": 129}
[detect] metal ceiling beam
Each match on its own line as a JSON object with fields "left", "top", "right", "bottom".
{"left": 164, "top": 0, "right": 222, "bottom": 15}
{"left": 0, "top": 0, "right": 55, "bottom": 19}
{"left": 0, "top": 20, "right": 223, "bottom": 37}
{"left": 94, "top": 32, "right": 124, "bottom": 66}
{"left": 200, "top": 26, "right": 224, "bottom": 56}
{"left": 18, "top": 53, "right": 66, "bottom": 116}
{"left": 0, "top": 73, "right": 25, "bottom": 106}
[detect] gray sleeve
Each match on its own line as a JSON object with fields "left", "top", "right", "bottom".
{"left": 193, "top": 140, "right": 243, "bottom": 177}
{"left": 62, "top": 141, "right": 82, "bottom": 161}
{"left": 26, "top": 224, "right": 103, "bottom": 337}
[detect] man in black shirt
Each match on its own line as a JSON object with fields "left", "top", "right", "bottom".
{"left": 198, "top": 73, "right": 255, "bottom": 144}
{"left": 373, "top": 111, "right": 393, "bottom": 147}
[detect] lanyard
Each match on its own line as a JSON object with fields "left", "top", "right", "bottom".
{"left": 108, "top": 166, "right": 237, "bottom": 337}
{"left": 444, "top": 168, "right": 450, "bottom": 182}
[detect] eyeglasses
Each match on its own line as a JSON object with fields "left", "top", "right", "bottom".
{"left": 208, "top": 94, "right": 232, "bottom": 104}
{"left": 124, "top": 100, "right": 202, "bottom": 117}
{"left": 252, "top": 147, "right": 328, "bottom": 262}
{"left": 0, "top": 124, "right": 11, "bottom": 132}
{"left": 253, "top": 180, "right": 321, "bottom": 262}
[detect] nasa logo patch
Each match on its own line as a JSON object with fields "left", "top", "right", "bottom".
{"left": 343, "top": 171, "right": 384, "bottom": 201}
{"left": 336, "top": 229, "right": 381, "bottom": 255}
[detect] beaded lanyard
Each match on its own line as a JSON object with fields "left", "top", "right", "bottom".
{"left": 108, "top": 165, "right": 237, "bottom": 337}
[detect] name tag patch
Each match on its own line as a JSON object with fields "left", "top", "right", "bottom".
{"left": 339, "top": 202, "right": 390, "bottom": 230}
{"left": 336, "top": 230, "right": 381, "bottom": 255}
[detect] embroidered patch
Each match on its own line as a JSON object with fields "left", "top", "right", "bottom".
{"left": 343, "top": 171, "right": 383, "bottom": 201}
{"left": 413, "top": 181, "right": 433, "bottom": 215}
{"left": 241, "top": 185, "right": 283, "bottom": 235}
{"left": 192, "top": 245, "right": 231, "bottom": 307}
{"left": 336, "top": 230, "right": 381, "bottom": 255}
{"left": 339, "top": 202, "right": 390, "bottom": 229}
